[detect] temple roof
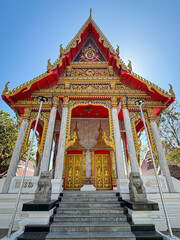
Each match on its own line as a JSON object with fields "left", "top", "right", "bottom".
{"left": 2, "top": 10, "right": 175, "bottom": 111}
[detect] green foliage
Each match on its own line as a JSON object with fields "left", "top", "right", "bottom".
{"left": 157, "top": 101, "right": 180, "bottom": 165}
{"left": 138, "top": 130, "right": 148, "bottom": 163}
{"left": 0, "top": 110, "right": 36, "bottom": 174}
{"left": 138, "top": 101, "right": 180, "bottom": 167}
{"left": 0, "top": 110, "right": 19, "bottom": 172}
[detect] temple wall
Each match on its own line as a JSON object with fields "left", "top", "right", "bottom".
{"left": 70, "top": 119, "right": 109, "bottom": 150}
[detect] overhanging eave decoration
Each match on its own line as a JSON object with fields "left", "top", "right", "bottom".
{"left": 2, "top": 12, "right": 175, "bottom": 116}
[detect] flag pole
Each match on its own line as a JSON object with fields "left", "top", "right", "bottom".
{"left": 7, "top": 96, "right": 48, "bottom": 238}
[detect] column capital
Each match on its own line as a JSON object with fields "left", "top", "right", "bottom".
{"left": 63, "top": 97, "right": 69, "bottom": 108}
{"left": 121, "top": 97, "right": 127, "bottom": 109}
{"left": 52, "top": 96, "right": 59, "bottom": 109}
{"left": 21, "top": 108, "right": 31, "bottom": 121}
{"left": 147, "top": 108, "right": 155, "bottom": 122}
{"left": 111, "top": 96, "right": 118, "bottom": 108}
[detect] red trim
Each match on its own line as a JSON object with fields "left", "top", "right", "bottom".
{"left": 124, "top": 133, "right": 129, "bottom": 160}
{"left": 94, "top": 150, "right": 110, "bottom": 154}
{"left": 2, "top": 71, "right": 58, "bottom": 105}
{"left": 72, "top": 105, "right": 109, "bottom": 118}
{"left": 136, "top": 120, "right": 144, "bottom": 133}
{"left": 67, "top": 150, "right": 82, "bottom": 154}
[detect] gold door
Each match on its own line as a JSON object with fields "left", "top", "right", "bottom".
{"left": 95, "top": 154, "right": 112, "bottom": 189}
{"left": 65, "top": 154, "right": 82, "bottom": 189}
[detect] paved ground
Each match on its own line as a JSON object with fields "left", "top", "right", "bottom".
{"left": 0, "top": 230, "right": 16, "bottom": 239}
{"left": 0, "top": 229, "right": 180, "bottom": 239}
{"left": 0, "top": 229, "right": 9, "bottom": 238}
{"left": 162, "top": 229, "right": 180, "bottom": 238}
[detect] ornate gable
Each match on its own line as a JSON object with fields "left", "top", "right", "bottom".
{"left": 74, "top": 38, "right": 106, "bottom": 62}
{"left": 1, "top": 10, "right": 175, "bottom": 117}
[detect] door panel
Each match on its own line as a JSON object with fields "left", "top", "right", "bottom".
{"left": 95, "top": 154, "right": 112, "bottom": 189}
{"left": 65, "top": 154, "right": 82, "bottom": 189}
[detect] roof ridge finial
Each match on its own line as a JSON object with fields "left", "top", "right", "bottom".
{"left": 89, "top": 8, "right": 92, "bottom": 20}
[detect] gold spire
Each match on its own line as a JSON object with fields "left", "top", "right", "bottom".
{"left": 66, "top": 122, "right": 85, "bottom": 150}
{"left": 89, "top": 8, "right": 92, "bottom": 20}
{"left": 92, "top": 122, "right": 113, "bottom": 150}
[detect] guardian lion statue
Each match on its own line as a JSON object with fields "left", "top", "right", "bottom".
{"left": 129, "top": 172, "right": 147, "bottom": 202}
{"left": 34, "top": 171, "right": 52, "bottom": 203}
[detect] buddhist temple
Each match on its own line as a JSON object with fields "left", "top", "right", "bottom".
{"left": 0, "top": 10, "right": 180, "bottom": 239}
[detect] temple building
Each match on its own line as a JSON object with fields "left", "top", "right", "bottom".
{"left": 1, "top": 10, "right": 180, "bottom": 236}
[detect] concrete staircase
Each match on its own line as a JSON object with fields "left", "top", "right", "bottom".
{"left": 18, "top": 191, "right": 163, "bottom": 240}
{"left": 46, "top": 192, "right": 135, "bottom": 240}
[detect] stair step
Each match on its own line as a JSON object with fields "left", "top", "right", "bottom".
{"left": 56, "top": 208, "right": 124, "bottom": 214}
{"left": 17, "top": 190, "right": 162, "bottom": 240}
{"left": 60, "top": 197, "right": 119, "bottom": 202}
{"left": 61, "top": 193, "right": 117, "bottom": 198}
{"left": 50, "top": 222, "right": 131, "bottom": 232}
{"left": 18, "top": 232, "right": 48, "bottom": 240}
{"left": 59, "top": 202, "right": 121, "bottom": 208}
{"left": 53, "top": 214, "right": 128, "bottom": 222}
{"left": 132, "top": 231, "right": 163, "bottom": 240}
{"left": 131, "top": 224, "right": 156, "bottom": 232}
{"left": 46, "top": 231, "right": 136, "bottom": 239}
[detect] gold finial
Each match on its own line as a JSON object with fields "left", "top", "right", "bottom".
{"left": 89, "top": 8, "right": 92, "bottom": 20}
{"left": 47, "top": 59, "right": 52, "bottom": 70}
{"left": 60, "top": 44, "right": 64, "bottom": 55}
{"left": 116, "top": 45, "right": 120, "bottom": 55}
{"left": 2, "top": 82, "right": 10, "bottom": 95}
{"left": 169, "top": 84, "right": 175, "bottom": 96}
{"left": 128, "top": 60, "right": 132, "bottom": 71}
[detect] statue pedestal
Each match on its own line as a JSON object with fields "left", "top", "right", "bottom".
{"left": 80, "top": 185, "right": 96, "bottom": 191}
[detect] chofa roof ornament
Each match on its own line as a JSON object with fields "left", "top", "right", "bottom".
{"left": 89, "top": 8, "right": 92, "bottom": 20}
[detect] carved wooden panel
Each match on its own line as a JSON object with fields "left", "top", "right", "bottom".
{"left": 65, "top": 154, "right": 82, "bottom": 189}
{"left": 95, "top": 154, "right": 112, "bottom": 189}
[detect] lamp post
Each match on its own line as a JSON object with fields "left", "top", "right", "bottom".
{"left": 7, "top": 96, "right": 48, "bottom": 238}
{"left": 135, "top": 99, "right": 173, "bottom": 238}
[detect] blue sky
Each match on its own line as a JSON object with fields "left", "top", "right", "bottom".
{"left": 1, "top": 0, "right": 180, "bottom": 116}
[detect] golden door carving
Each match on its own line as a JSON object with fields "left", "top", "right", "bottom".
{"left": 65, "top": 154, "right": 82, "bottom": 189}
{"left": 95, "top": 154, "right": 112, "bottom": 189}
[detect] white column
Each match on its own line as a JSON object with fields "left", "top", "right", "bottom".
{"left": 121, "top": 133, "right": 130, "bottom": 176}
{"left": 34, "top": 155, "right": 41, "bottom": 176}
{"left": 40, "top": 101, "right": 58, "bottom": 172}
{"left": 2, "top": 120, "right": 29, "bottom": 193}
{"left": 112, "top": 108, "right": 126, "bottom": 179}
{"left": 52, "top": 134, "right": 59, "bottom": 178}
{"left": 150, "top": 121, "right": 175, "bottom": 192}
{"left": 123, "top": 108, "right": 140, "bottom": 173}
{"left": 54, "top": 98, "right": 68, "bottom": 179}
{"left": 85, "top": 150, "right": 91, "bottom": 179}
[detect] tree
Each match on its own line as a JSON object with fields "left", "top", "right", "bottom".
{"left": 157, "top": 101, "right": 180, "bottom": 165}
{"left": 138, "top": 101, "right": 180, "bottom": 168}
{"left": 0, "top": 110, "right": 36, "bottom": 177}
{"left": 0, "top": 111, "right": 19, "bottom": 175}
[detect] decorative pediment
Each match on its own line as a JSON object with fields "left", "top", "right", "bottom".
{"left": 74, "top": 38, "right": 106, "bottom": 62}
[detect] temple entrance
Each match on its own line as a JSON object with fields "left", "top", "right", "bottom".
{"left": 65, "top": 154, "right": 82, "bottom": 189}
{"left": 94, "top": 153, "right": 112, "bottom": 190}
{"left": 64, "top": 104, "right": 116, "bottom": 190}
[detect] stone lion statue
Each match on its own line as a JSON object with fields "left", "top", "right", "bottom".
{"left": 34, "top": 171, "right": 52, "bottom": 203}
{"left": 129, "top": 172, "right": 147, "bottom": 202}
